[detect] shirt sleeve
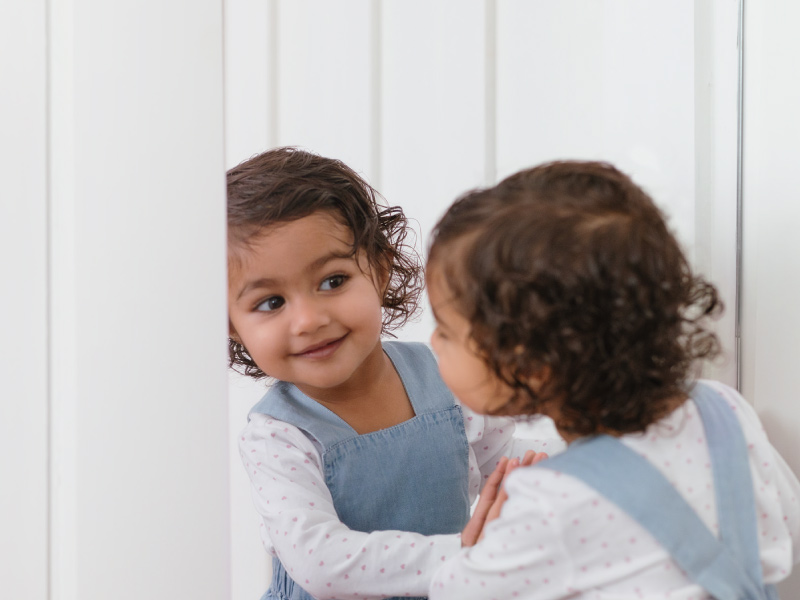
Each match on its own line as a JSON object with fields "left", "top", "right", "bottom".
{"left": 770, "top": 447, "right": 800, "bottom": 567}
{"left": 430, "top": 470, "right": 574, "bottom": 600}
{"left": 240, "top": 414, "right": 462, "bottom": 600}
{"left": 703, "top": 380, "right": 800, "bottom": 575}
{"left": 461, "top": 403, "right": 567, "bottom": 486}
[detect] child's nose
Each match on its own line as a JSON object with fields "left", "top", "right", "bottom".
{"left": 289, "top": 296, "right": 331, "bottom": 335}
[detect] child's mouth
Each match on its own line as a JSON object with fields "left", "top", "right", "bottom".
{"left": 294, "top": 335, "right": 347, "bottom": 359}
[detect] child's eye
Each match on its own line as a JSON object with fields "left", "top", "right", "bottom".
{"left": 256, "top": 296, "right": 285, "bottom": 312}
{"left": 320, "top": 274, "right": 348, "bottom": 291}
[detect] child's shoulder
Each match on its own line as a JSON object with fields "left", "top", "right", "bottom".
{"left": 696, "top": 379, "right": 757, "bottom": 417}
{"left": 695, "top": 379, "right": 772, "bottom": 442}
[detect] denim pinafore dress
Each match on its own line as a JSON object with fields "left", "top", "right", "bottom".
{"left": 539, "top": 382, "right": 779, "bottom": 599}
{"left": 250, "top": 341, "right": 471, "bottom": 600}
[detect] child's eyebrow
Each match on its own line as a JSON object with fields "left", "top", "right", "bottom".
{"left": 235, "top": 277, "right": 277, "bottom": 301}
{"left": 306, "top": 250, "right": 353, "bottom": 273}
{"left": 235, "top": 251, "right": 355, "bottom": 301}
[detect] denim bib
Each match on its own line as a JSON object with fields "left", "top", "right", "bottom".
{"left": 250, "top": 341, "right": 471, "bottom": 600}
{"left": 539, "top": 381, "right": 778, "bottom": 600}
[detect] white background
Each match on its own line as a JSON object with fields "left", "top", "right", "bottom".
{"left": 3, "top": 1, "right": 799, "bottom": 598}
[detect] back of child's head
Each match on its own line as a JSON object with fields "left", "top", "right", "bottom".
{"left": 227, "top": 147, "right": 422, "bottom": 378}
{"left": 427, "top": 160, "right": 722, "bottom": 437}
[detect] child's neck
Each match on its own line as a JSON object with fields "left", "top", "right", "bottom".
{"left": 296, "top": 343, "right": 415, "bottom": 435}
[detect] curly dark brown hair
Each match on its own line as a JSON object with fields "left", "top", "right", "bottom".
{"left": 427, "top": 160, "right": 722, "bottom": 437}
{"left": 227, "top": 147, "right": 422, "bottom": 379}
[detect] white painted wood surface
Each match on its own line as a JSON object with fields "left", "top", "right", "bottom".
{"left": 1, "top": 1, "right": 230, "bottom": 598}
{"left": 277, "top": 0, "right": 376, "bottom": 177}
{"left": 223, "top": 2, "right": 275, "bottom": 598}
{"left": 496, "top": 1, "right": 696, "bottom": 248}
{"left": 0, "top": 1, "right": 48, "bottom": 598}
{"left": 51, "top": 2, "right": 229, "bottom": 598}
{"left": 381, "top": 0, "right": 488, "bottom": 343}
{"left": 742, "top": 1, "right": 800, "bottom": 595}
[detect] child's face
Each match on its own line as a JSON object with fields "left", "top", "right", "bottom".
{"left": 427, "top": 275, "right": 513, "bottom": 415}
{"left": 228, "top": 211, "right": 385, "bottom": 396}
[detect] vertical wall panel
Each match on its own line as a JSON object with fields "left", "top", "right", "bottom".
{"left": 0, "top": 1, "right": 48, "bottom": 598}
{"left": 381, "top": 0, "right": 487, "bottom": 343}
{"left": 224, "top": 2, "right": 276, "bottom": 597}
{"left": 496, "top": 0, "right": 696, "bottom": 250}
{"left": 50, "top": 2, "right": 230, "bottom": 599}
{"left": 225, "top": 0, "right": 275, "bottom": 166}
{"left": 693, "top": 0, "right": 740, "bottom": 386}
{"left": 49, "top": 1, "right": 79, "bottom": 595}
{"left": 277, "top": 0, "right": 375, "bottom": 179}
{"left": 742, "top": 0, "right": 800, "bottom": 593}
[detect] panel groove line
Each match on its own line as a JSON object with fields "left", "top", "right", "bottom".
{"left": 370, "top": 0, "right": 382, "bottom": 191}
{"left": 735, "top": 0, "right": 745, "bottom": 391}
{"left": 44, "top": 0, "right": 53, "bottom": 596}
{"left": 484, "top": 0, "right": 497, "bottom": 185}
{"left": 270, "top": 0, "right": 279, "bottom": 148}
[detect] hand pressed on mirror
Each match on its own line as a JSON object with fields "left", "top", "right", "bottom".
{"left": 461, "top": 450, "right": 549, "bottom": 547}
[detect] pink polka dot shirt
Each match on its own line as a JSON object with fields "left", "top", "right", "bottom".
{"left": 240, "top": 403, "right": 565, "bottom": 599}
{"left": 429, "top": 380, "right": 800, "bottom": 599}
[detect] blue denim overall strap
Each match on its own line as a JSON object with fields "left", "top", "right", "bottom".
{"left": 537, "top": 381, "right": 778, "bottom": 600}
{"left": 251, "top": 341, "right": 471, "bottom": 600}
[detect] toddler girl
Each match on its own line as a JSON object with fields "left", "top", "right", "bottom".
{"left": 425, "top": 160, "right": 800, "bottom": 599}
{"left": 227, "top": 148, "right": 560, "bottom": 600}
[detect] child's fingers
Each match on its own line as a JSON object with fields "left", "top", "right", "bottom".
{"left": 481, "top": 456, "right": 510, "bottom": 503}
{"left": 521, "top": 450, "right": 537, "bottom": 466}
{"left": 461, "top": 456, "right": 511, "bottom": 547}
{"left": 462, "top": 453, "right": 549, "bottom": 547}
{"left": 483, "top": 486, "right": 509, "bottom": 531}
{"left": 475, "top": 453, "right": 548, "bottom": 542}
{"left": 473, "top": 457, "right": 511, "bottom": 519}
{"left": 528, "top": 450, "right": 549, "bottom": 466}
{"left": 520, "top": 449, "right": 549, "bottom": 467}
{"left": 476, "top": 458, "right": 523, "bottom": 541}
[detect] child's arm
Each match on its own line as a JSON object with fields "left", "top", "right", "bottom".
{"left": 462, "top": 403, "right": 565, "bottom": 488}
{"left": 430, "top": 468, "right": 571, "bottom": 600}
{"left": 240, "top": 414, "right": 462, "bottom": 600}
{"left": 461, "top": 451, "right": 546, "bottom": 547}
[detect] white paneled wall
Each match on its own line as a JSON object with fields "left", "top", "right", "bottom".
{"left": 2, "top": 2, "right": 231, "bottom": 599}
{"left": 49, "top": 2, "right": 230, "bottom": 598}
{"left": 0, "top": 1, "right": 48, "bottom": 598}
{"left": 496, "top": 2, "right": 696, "bottom": 236}
{"left": 380, "top": 0, "right": 489, "bottom": 342}
{"left": 742, "top": 1, "right": 800, "bottom": 596}
{"left": 279, "top": 1, "right": 376, "bottom": 177}
{"left": 223, "top": 1, "right": 745, "bottom": 597}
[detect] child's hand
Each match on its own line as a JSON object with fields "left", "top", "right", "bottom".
{"left": 461, "top": 451, "right": 549, "bottom": 547}
{"left": 481, "top": 451, "right": 548, "bottom": 532}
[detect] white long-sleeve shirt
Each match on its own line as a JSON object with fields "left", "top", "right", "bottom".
{"left": 239, "top": 402, "right": 565, "bottom": 599}
{"left": 430, "top": 380, "right": 800, "bottom": 600}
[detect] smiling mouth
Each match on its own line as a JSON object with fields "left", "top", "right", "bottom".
{"left": 294, "top": 335, "right": 347, "bottom": 359}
